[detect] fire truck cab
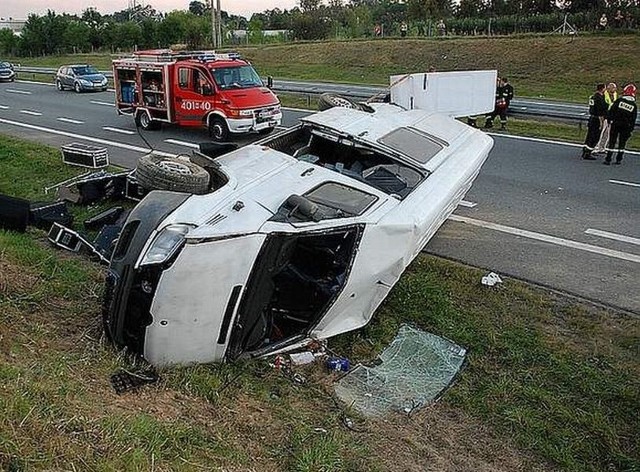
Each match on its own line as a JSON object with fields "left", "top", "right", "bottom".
{"left": 112, "top": 50, "right": 282, "bottom": 141}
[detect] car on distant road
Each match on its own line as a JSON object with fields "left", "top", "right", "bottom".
{"left": 55, "top": 65, "right": 108, "bottom": 93}
{"left": 0, "top": 61, "right": 16, "bottom": 82}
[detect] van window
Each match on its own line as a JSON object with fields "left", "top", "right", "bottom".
{"left": 378, "top": 127, "right": 446, "bottom": 164}
{"left": 178, "top": 68, "right": 189, "bottom": 89}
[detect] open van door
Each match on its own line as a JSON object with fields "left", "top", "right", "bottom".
{"left": 390, "top": 70, "right": 497, "bottom": 118}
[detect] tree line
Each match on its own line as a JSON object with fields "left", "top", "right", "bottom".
{"left": 0, "top": 0, "right": 637, "bottom": 56}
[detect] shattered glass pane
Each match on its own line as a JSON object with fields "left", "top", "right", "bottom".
{"left": 334, "top": 324, "right": 467, "bottom": 417}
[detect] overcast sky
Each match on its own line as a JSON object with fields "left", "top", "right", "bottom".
{"left": 2, "top": 0, "right": 299, "bottom": 20}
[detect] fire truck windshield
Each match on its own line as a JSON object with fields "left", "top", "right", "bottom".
{"left": 210, "top": 65, "right": 263, "bottom": 90}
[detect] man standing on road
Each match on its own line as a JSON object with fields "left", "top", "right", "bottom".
{"left": 582, "top": 83, "right": 608, "bottom": 160}
{"left": 593, "top": 82, "right": 618, "bottom": 154}
{"left": 485, "top": 77, "right": 514, "bottom": 130}
{"left": 604, "top": 83, "right": 637, "bottom": 165}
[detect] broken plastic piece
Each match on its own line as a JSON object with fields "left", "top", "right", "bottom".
{"left": 84, "top": 206, "right": 125, "bottom": 230}
{"left": 30, "top": 201, "right": 73, "bottom": 231}
{"left": 289, "top": 351, "right": 316, "bottom": 366}
{"left": 110, "top": 369, "right": 158, "bottom": 394}
{"left": 481, "top": 272, "right": 503, "bottom": 287}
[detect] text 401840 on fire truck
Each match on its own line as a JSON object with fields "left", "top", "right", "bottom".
{"left": 112, "top": 50, "right": 282, "bottom": 141}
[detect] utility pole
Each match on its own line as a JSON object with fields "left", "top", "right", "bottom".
{"left": 211, "top": 0, "right": 222, "bottom": 48}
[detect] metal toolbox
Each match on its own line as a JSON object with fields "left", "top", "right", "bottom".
{"left": 61, "top": 143, "right": 109, "bottom": 168}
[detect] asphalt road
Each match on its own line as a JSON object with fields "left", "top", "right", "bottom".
{"left": 1, "top": 81, "right": 639, "bottom": 313}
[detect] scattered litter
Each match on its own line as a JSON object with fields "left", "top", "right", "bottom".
{"left": 313, "top": 427, "right": 328, "bottom": 434}
{"left": 84, "top": 206, "right": 125, "bottom": 230}
{"left": 110, "top": 369, "right": 158, "bottom": 394}
{"left": 289, "top": 351, "right": 316, "bottom": 366}
{"left": 47, "top": 222, "right": 110, "bottom": 264}
{"left": 0, "top": 194, "right": 30, "bottom": 232}
{"left": 481, "top": 272, "right": 503, "bottom": 287}
{"left": 334, "top": 324, "right": 467, "bottom": 417}
{"left": 30, "top": 201, "right": 73, "bottom": 230}
{"left": 326, "top": 357, "right": 350, "bottom": 372}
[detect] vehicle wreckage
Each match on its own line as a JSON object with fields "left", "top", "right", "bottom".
{"left": 103, "top": 70, "right": 497, "bottom": 366}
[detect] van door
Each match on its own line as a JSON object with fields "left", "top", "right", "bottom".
{"left": 172, "top": 66, "right": 215, "bottom": 125}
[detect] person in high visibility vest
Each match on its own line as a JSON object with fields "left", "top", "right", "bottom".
{"left": 604, "top": 83, "right": 637, "bottom": 165}
{"left": 593, "top": 82, "right": 618, "bottom": 154}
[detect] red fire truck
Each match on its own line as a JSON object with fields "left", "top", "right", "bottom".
{"left": 112, "top": 50, "right": 282, "bottom": 141}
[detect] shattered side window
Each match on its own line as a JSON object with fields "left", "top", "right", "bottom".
{"left": 334, "top": 324, "right": 467, "bottom": 417}
{"left": 378, "top": 128, "right": 446, "bottom": 164}
{"left": 306, "top": 182, "right": 377, "bottom": 217}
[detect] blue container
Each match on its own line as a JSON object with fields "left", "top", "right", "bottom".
{"left": 326, "top": 357, "right": 350, "bottom": 372}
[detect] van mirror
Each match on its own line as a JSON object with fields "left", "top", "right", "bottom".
{"left": 267, "top": 76, "right": 273, "bottom": 89}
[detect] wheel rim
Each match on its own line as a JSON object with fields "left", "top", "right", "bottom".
{"left": 330, "top": 96, "right": 356, "bottom": 108}
{"left": 74, "top": 83, "right": 80, "bottom": 92}
{"left": 57, "top": 81, "right": 62, "bottom": 90}
{"left": 140, "top": 113, "right": 150, "bottom": 128}
{"left": 156, "top": 161, "right": 192, "bottom": 175}
{"left": 211, "top": 123, "right": 224, "bottom": 140}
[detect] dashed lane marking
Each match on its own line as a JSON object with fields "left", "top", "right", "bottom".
{"left": 20, "top": 110, "right": 42, "bottom": 116}
{"left": 57, "top": 117, "right": 84, "bottom": 124}
{"left": 609, "top": 179, "right": 640, "bottom": 188}
{"left": 90, "top": 100, "right": 114, "bottom": 106}
{"left": 164, "top": 139, "right": 199, "bottom": 148}
{"left": 449, "top": 214, "right": 640, "bottom": 264}
{"left": 6, "top": 89, "right": 32, "bottom": 95}
{"left": 0, "top": 117, "right": 174, "bottom": 157}
{"left": 586, "top": 229, "right": 640, "bottom": 247}
{"left": 103, "top": 126, "right": 135, "bottom": 135}
{"left": 0, "top": 105, "right": 9, "bottom": 109}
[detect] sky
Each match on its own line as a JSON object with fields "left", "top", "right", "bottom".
{"left": 1, "top": 0, "right": 299, "bottom": 20}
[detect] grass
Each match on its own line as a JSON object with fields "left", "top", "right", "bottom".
{"left": 12, "top": 35, "right": 640, "bottom": 103}
{"left": 1, "top": 134, "right": 639, "bottom": 471}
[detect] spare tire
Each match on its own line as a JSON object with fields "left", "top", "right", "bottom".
{"left": 318, "top": 93, "right": 360, "bottom": 111}
{"left": 136, "top": 153, "right": 210, "bottom": 195}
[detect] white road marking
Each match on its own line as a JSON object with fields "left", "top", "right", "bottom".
{"left": 0, "top": 117, "right": 174, "bottom": 157}
{"left": 609, "top": 179, "right": 640, "bottom": 188}
{"left": 585, "top": 229, "right": 640, "bottom": 247}
{"left": 275, "top": 125, "right": 289, "bottom": 130}
{"left": 488, "top": 133, "right": 640, "bottom": 156}
{"left": 458, "top": 200, "right": 477, "bottom": 208}
{"left": 91, "top": 100, "right": 114, "bottom": 107}
{"left": 103, "top": 126, "right": 135, "bottom": 135}
{"left": 164, "top": 138, "right": 199, "bottom": 148}
{"left": 20, "top": 110, "right": 42, "bottom": 116}
{"left": 0, "top": 105, "right": 9, "bottom": 109}
{"left": 282, "top": 106, "right": 315, "bottom": 113}
{"left": 6, "top": 89, "right": 32, "bottom": 95}
{"left": 449, "top": 214, "right": 640, "bottom": 264}
{"left": 57, "top": 117, "right": 84, "bottom": 124}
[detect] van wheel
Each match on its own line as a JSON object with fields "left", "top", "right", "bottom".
{"left": 135, "top": 111, "right": 160, "bottom": 131}
{"left": 56, "top": 80, "right": 65, "bottom": 91}
{"left": 74, "top": 82, "right": 82, "bottom": 93}
{"left": 209, "top": 117, "right": 229, "bottom": 142}
{"left": 136, "top": 153, "right": 210, "bottom": 195}
{"left": 318, "top": 93, "right": 359, "bottom": 111}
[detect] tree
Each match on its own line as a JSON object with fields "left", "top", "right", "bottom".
{"left": 63, "top": 20, "right": 91, "bottom": 52}
{"left": 0, "top": 29, "right": 18, "bottom": 55}
{"left": 189, "top": 1, "right": 206, "bottom": 16}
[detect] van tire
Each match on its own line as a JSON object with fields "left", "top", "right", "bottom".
{"left": 136, "top": 154, "right": 210, "bottom": 195}
{"left": 209, "top": 116, "right": 229, "bottom": 142}
{"left": 318, "top": 93, "right": 359, "bottom": 111}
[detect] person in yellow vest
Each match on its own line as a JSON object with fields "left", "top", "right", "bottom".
{"left": 593, "top": 82, "right": 618, "bottom": 154}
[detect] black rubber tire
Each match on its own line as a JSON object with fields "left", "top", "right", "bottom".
{"left": 318, "top": 93, "right": 359, "bottom": 111}
{"left": 136, "top": 154, "right": 210, "bottom": 195}
{"left": 74, "top": 82, "right": 82, "bottom": 93}
{"left": 135, "top": 111, "right": 160, "bottom": 131}
{"left": 56, "top": 80, "right": 64, "bottom": 91}
{"left": 209, "top": 116, "right": 230, "bottom": 142}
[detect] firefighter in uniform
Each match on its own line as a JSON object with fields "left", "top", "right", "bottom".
{"left": 581, "top": 83, "right": 607, "bottom": 160}
{"left": 485, "top": 77, "right": 514, "bottom": 130}
{"left": 604, "top": 83, "right": 637, "bottom": 165}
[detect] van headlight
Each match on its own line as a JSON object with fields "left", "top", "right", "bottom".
{"left": 140, "top": 224, "right": 193, "bottom": 266}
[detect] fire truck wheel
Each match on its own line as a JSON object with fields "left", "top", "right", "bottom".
{"left": 136, "top": 111, "right": 161, "bottom": 131}
{"left": 136, "top": 154, "right": 210, "bottom": 195}
{"left": 318, "top": 93, "right": 359, "bottom": 111}
{"left": 209, "top": 117, "right": 229, "bottom": 142}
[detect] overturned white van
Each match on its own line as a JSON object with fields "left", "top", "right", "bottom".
{"left": 103, "top": 71, "right": 497, "bottom": 366}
